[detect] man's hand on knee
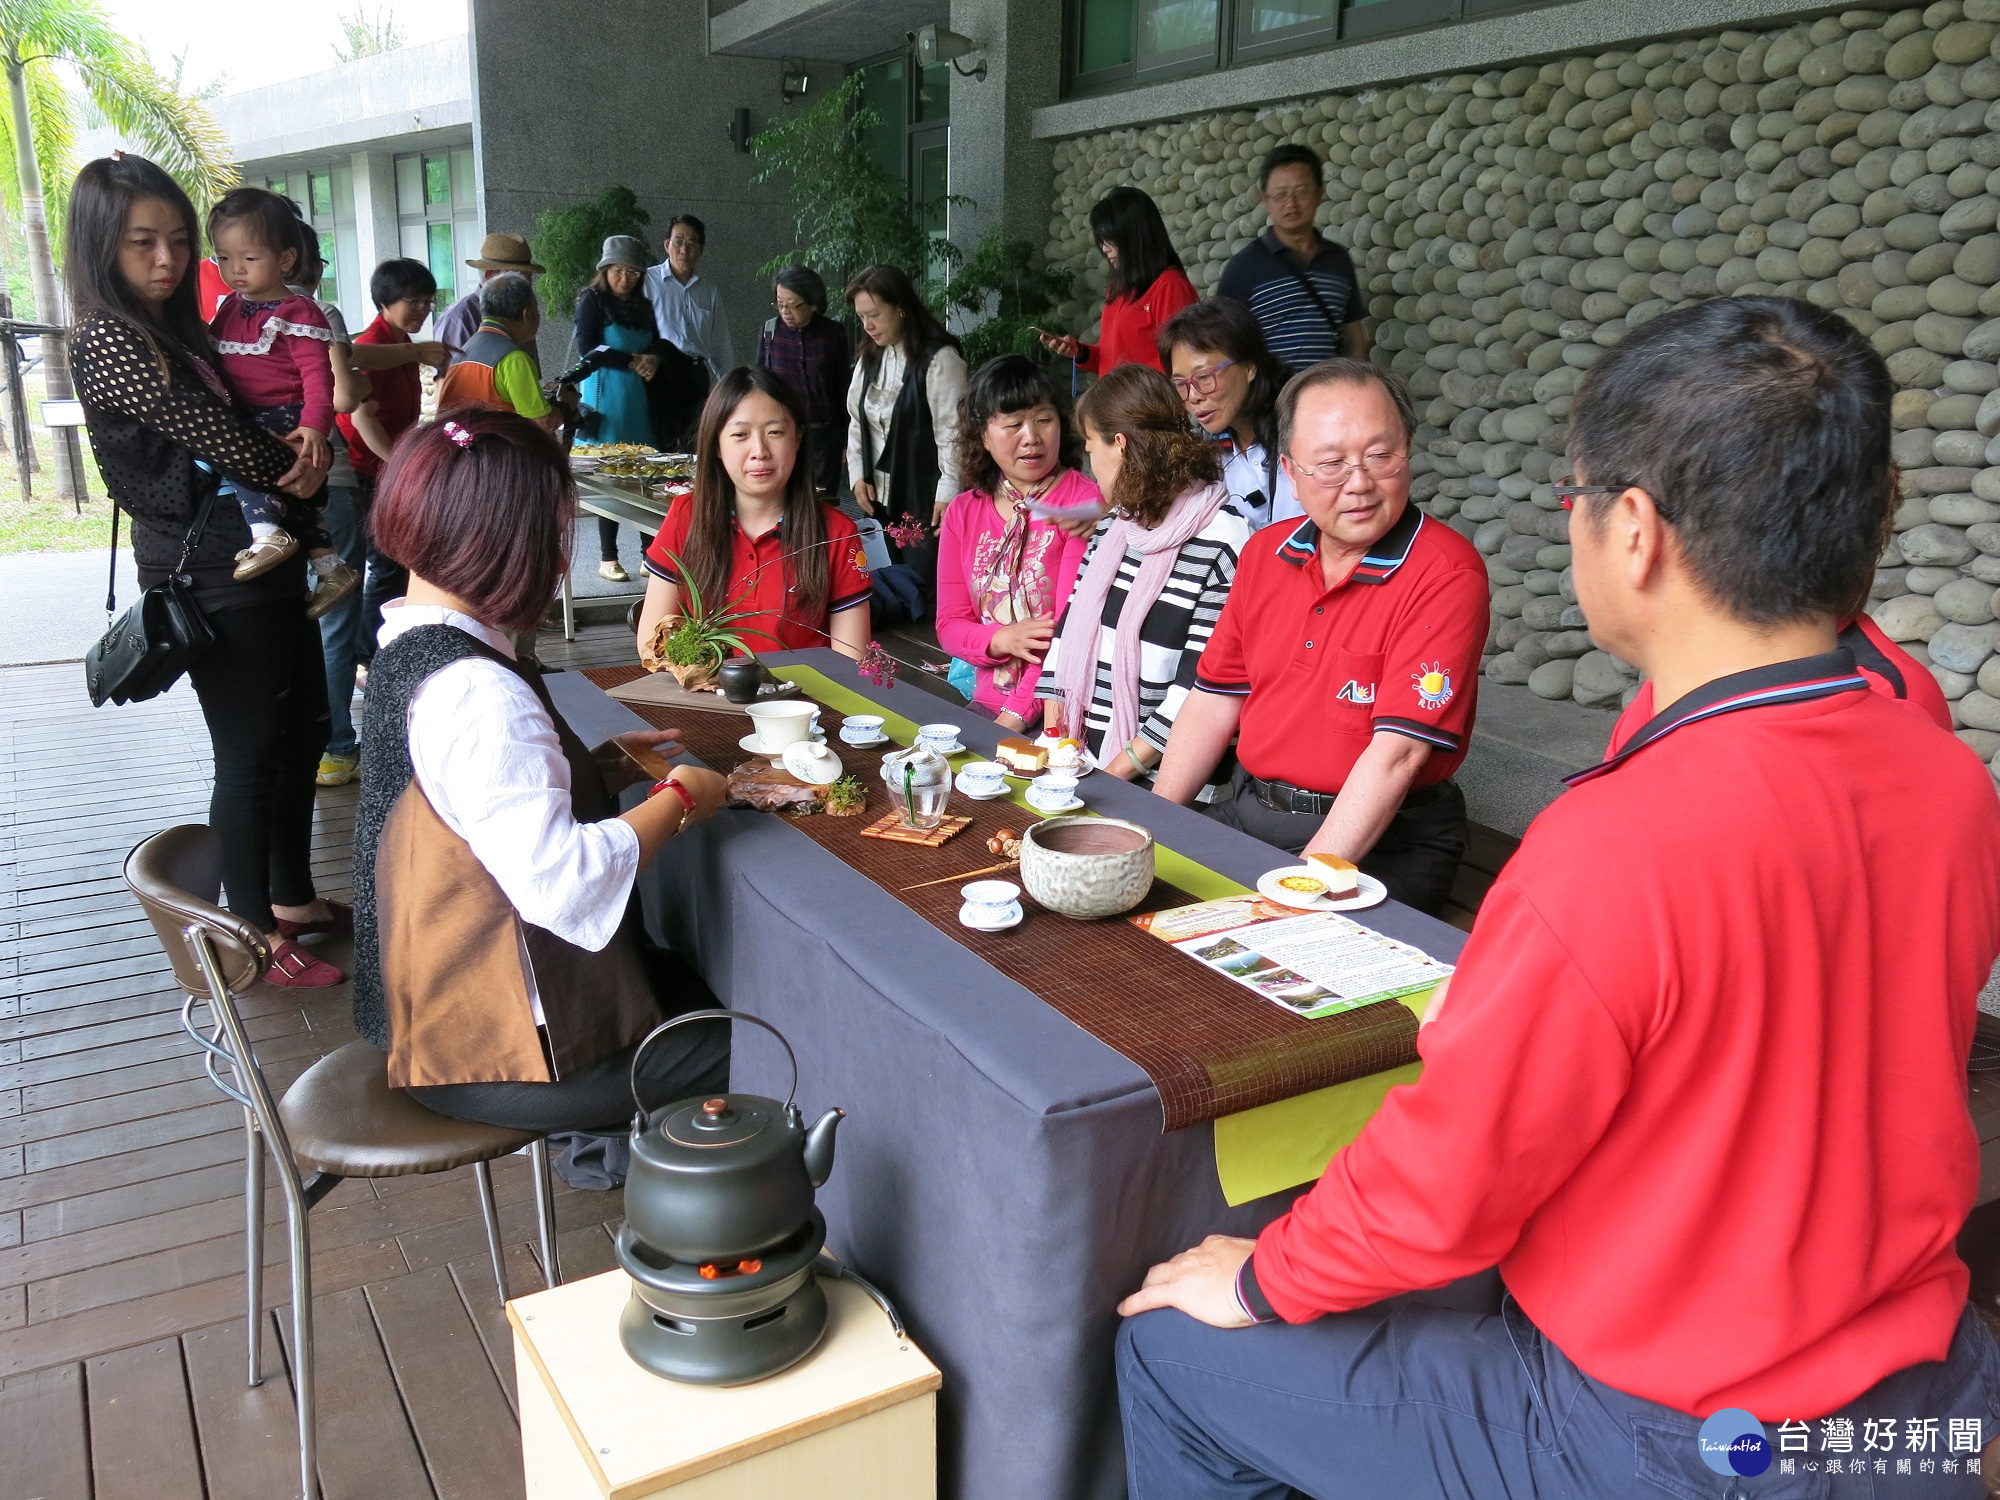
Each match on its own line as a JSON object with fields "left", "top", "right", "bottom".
{"left": 1118, "top": 1235, "right": 1259, "bottom": 1328}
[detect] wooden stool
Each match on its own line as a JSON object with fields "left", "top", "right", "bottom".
{"left": 510, "top": 1270, "right": 941, "bottom": 1499}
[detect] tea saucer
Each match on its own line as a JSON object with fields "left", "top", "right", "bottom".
{"left": 840, "top": 732, "right": 889, "bottom": 748}
{"left": 959, "top": 907, "right": 1023, "bottom": 932}
{"left": 918, "top": 740, "right": 966, "bottom": 756}
{"left": 1027, "top": 795, "right": 1084, "bottom": 813}
{"left": 739, "top": 730, "right": 826, "bottom": 754}
{"left": 954, "top": 776, "right": 1010, "bottom": 800}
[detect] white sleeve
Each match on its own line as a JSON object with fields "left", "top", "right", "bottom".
{"left": 846, "top": 361, "right": 870, "bottom": 486}
{"left": 928, "top": 348, "right": 967, "bottom": 511}
{"left": 406, "top": 659, "right": 641, "bottom": 951}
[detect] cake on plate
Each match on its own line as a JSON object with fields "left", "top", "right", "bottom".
{"left": 996, "top": 736, "right": 1048, "bottom": 774}
{"left": 1305, "top": 852, "right": 1361, "bottom": 899}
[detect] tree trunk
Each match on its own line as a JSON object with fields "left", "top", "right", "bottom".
{"left": 8, "top": 56, "right": 80, "bottom": 501}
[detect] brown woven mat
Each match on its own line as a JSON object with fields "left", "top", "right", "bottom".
{"left": 586, "top": 666, "right": 1418, "bottom": 1130}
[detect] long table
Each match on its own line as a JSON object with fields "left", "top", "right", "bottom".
{"left": 546, "top": 651, "right": 1467, "bottom": 1500}
{"left": 558, "top": 474, "right": 670, "bottom": 639}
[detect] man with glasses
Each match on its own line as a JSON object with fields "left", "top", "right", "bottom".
{"left": 1153, "top": 359, "right": 1487, "bottom": 914}
{"left": 1216, "top": 145, "right": 1369, "bottom": 372}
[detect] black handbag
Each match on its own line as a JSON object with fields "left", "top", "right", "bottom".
{"left": 84, "top": 481, "right": 219, "bottom": 708}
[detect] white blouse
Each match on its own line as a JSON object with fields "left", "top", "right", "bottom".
{"left": 1219, "top": 438, "right": 1302, "bottom": 531}
{"left": 844, "top": 341, "right": 967, "bottom": 514}
{"left": 379, "top": 601, "right": 640, "bottom": 997}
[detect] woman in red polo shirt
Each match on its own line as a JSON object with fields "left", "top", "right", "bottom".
{"left": 636, "top": 367, "right": 872, "bottom": 664}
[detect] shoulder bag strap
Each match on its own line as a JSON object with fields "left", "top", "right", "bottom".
{"left": 171, "top": 465, "right": 224, "bottom": 579}
{"left": 1278, "top": 253, "right": 1349, "bottom": 346}
{"left": 103, "top": 503, "right": 120, "bottom": 618}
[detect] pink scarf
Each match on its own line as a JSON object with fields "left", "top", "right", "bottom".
{"left": 1055, "top": 480, "right": 1230, "bottom": 764}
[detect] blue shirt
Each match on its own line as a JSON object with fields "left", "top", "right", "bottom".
{"left": 1215, "top": 229, "right": 1366, "bottom": 372}
{"left": 643, "top": 263, "right": 734, "bottom": 374}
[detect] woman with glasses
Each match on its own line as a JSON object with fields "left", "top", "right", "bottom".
{"left": 1036, "top": 364, "right": 1250, "bottom": 783}
{"left": 1151, "top": 360, "right": 1489, "bottom": 914}
{"left": 1038, "top": 186, "right": 1196, "bottom": 376}
{"left": 755, "top": 265, "right": 849, "bottom": 498}
{"left": 1159, "top": 299, "right": 1298, "bottom": 531}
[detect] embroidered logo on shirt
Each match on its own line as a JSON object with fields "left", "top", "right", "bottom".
{"left": 1335, "top": 679, "right": 1376, "bottom": 705}
{"left": 1412, "top": 663, "right": 1453, "bottom": 710}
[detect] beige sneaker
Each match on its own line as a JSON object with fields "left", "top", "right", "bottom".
{"left": 305, "top": 561, "right": 360, "bottom": 620}
{"left": 234, "top": 529, "right": 298, "bottom": 579}
{"left": 599, "top": 560, "right": 630, "bottom": 582}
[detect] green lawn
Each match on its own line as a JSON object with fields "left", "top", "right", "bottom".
{"left": 0, "top": 373, "right": 112, "bottom": 555}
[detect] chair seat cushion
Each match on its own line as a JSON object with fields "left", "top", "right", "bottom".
{"left": 280, "top": 1041, "right": 539, "bottom": 1177}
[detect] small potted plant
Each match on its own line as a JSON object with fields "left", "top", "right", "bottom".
{"left": 823, "top": 775, "right": 867, "bottom": 817}
{"left": 643, "top": 551, "right": 777, "bottom": 692}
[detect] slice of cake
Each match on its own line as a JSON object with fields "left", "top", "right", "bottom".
{"left": 1046, "top": 737, "right": 1084, "bottom": 773}
{"left": 1305, "top": 853, "right": 1361, "bottom": 899}
{"left": 996, "top": 736, "right": 1048, "bottom": 775}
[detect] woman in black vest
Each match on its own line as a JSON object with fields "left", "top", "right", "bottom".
{"left": 68, "top": 154, "right": 346, "bottom": 987}
{"left": 842, "top": 265, "right": 966, "bottom": 604}
{"left": 355, "top": 409, "right": 729, "bottom": 1161}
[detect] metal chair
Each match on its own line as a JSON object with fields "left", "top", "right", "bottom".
{"left": 124, "top": 825, "right": 563, "bottom": 1499}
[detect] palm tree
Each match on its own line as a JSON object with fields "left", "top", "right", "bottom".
{"left": 0, "top": 0, "right": 236, "bottom": 499}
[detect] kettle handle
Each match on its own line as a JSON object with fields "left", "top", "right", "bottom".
{"left": 628, "top": 1007, "right": 799, "bottom": 1118}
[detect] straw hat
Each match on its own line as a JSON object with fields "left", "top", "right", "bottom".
{"left": 597, "top": 235, "right": 652, "bottom": 271}
{"left": 465, "top": 232, "right": 545, "bottom": 274}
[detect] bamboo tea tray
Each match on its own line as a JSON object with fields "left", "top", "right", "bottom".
{"left": 856, "top": 812, "right": 973, "bottom": 847}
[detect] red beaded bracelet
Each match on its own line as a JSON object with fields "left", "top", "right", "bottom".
{"left": 650, "top": 777, "right": 695, "bottom": 819}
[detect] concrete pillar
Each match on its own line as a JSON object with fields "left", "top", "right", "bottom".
{"left": 945, "top": 0, "right": 1061, "bottom": 258}
{"left": 351, "top": 150, "right": 400, "bottom": 293}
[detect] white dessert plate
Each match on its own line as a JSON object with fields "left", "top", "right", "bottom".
{"left": 959, "top": 908, "right": 1023, "bottom": 932}
{"left": 1004, "top": 764, "right": 1092, "bottom": 781}
{"left": 1256, "top": 866, "right": 1387, "bottom": 912}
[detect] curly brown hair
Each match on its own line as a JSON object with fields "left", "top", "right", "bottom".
{"left": 1075, "top": 364, "right": 1219, "bottom": 526}
{"left": 953, "top": 355, "right": 1083, "bottom": 497}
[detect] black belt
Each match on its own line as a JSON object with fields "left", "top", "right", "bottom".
{"left": 1246, "top": 773, "right": 1453, "bottom": 817}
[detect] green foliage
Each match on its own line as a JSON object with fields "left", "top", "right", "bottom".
{"left": 750, "top": 75, "right": 929, "bottom": 289}
{"left": 823, "top": 775, "right": 866, "bottom": 815}
{"left": 654, "top": 549, "right": 778, "bottom": 669}
{"left": 940, "top": 231, "right": 1074, "bottom": 370}
{"left": 333, "top": 4, "right": 404, "bottom": 64}
{"left": 534, "top": 186, "right": 651, "bottom": 319}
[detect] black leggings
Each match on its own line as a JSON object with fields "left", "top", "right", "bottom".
{"left": 596, "top": 516, "right": 655, "bottom": 563}
{"left": 186, "top": 593, "right": 331, "bottom": 933}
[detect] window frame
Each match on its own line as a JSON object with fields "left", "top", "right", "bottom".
{"left": 1231, "top": 0, "right": 1337, "bottom": 63}
{"left": 847, "top": 44, "right": 952, "bottom": 224}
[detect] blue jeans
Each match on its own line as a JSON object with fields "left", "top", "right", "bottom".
{"left": 1117, "top": 1273, "right": 2000, "bottom": 1499}
{"left": 317, "top": 482, "right": 365, "bottom": 756}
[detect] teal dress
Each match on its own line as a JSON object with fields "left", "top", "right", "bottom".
{"left": 581, "top": 318, "right": 655, "bottom": 446}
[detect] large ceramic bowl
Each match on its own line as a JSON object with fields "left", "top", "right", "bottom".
{"left": 1020, "top": 816, "right": 1155, "bottom": 920}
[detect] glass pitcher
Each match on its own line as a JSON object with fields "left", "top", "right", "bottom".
{"left": 880, "top": 742, "right": 951, "bottom": 830}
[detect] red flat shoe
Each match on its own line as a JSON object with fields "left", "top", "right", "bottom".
{"left": 264, "top": 938, "right": 347, "bottom": 988}
{"left": 275, "top": 900, "right": 353, "bottom": 940}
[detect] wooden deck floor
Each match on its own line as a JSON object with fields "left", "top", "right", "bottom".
{"left": 0, "top": 625, "right": 643, "bottom": 1500}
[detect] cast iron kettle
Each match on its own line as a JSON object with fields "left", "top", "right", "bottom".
{"left": 622, "top": 1009, "right": 844, "bottom": 1263}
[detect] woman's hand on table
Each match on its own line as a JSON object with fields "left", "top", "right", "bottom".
{"left": 1117, "top": 1235, "right": 1258, "bottom": 1328}
{"left": 596, "top": 728, "right": 686, "bottom": 794}
{"left": 989, "top": 616, "right": 1055, "bottom": 663}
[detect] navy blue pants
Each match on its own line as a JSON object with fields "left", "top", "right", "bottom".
{"left": 1117, "top": 1273, "right": 2000, "bottom": 1498}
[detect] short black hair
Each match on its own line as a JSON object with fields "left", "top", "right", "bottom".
{"left": 667, "top": 214, "right": 706, "bottom": 247}
{"left": 370, "top": 257, "right": 436, "bottom": 308}
{"left": 1088, "top": 187, "right": 1183, "bottom": 302}
{"left": 481, "top": 270, "right": 537, "bottom": 322}
{"left": 1568, "top": 295, "right": 1893, "bottom": 625}
{"left": 1259, "top": 144, "right": 1325, "bottom": 194}
{"left": 773, "top": 264, "right": 827, "bottom": 312}
{"left": 1276, "top": 358, "right": 1417, "bottom": 457}
{"left": 207, "top": 186, "right": 306, "bottom": 278}
{"left": 954, "top": 354, "right": 1082, "bottom": 496}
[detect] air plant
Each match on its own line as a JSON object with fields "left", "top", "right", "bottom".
{"left": 647, "top": 549, "right": 779, "bottom": 690}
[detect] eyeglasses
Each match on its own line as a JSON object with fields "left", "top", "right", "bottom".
{"left": 1286, "top": 449, "right": 1409, "bottom": 487}
{"left": 1554, "top": 483, "right": 1624, "bottom": 511}
{"left": 1264, "top": 187, "right": 1320, "bottom": 206}
{"left": 1170, "top": 360, "right": 1238, "bottom": 399}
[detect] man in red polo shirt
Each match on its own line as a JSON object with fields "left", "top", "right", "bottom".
{"left": 1152, "top": 360, "right": 1488, "bottom": 915}
{"left": 1115, "top": 296, "right": 2000, "bottom": 1497}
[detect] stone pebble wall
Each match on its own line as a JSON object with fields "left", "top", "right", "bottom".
{"left": 1047, "top": 3, "right": 2000, "bottom": 778}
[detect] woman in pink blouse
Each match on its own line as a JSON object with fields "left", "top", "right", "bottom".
{"left": 936, "top": 356, "right": 1099, "bottom": 733}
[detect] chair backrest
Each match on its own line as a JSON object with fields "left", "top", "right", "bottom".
{"left": 123, "top": 825, "right": 269, "bottom": 996}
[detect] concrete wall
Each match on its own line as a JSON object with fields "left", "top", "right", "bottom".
{"left": 468, "top": 0, "right": 838, "bottom": 369}
{"left": 213, "top": 36, "right": 474, "bottom": 164}
{"left": 947, "top": 0, "right": 1062, "bottom": 255}
{"left": 1044, "top": 2, "right": 2000, "bottom": 782}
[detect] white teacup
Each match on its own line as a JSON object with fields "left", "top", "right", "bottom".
{"left": 956, "top": 759, "right": 1006, "bottom": 796}
{"left": 744, "top": 700, "right": 816, "bottom": 751}
{"left": 840, "top": 714, "right": 887, "bottom": 745}
{"left": 917, "top": 722, "right": 964, "bottom": 753}
{"left": 959, "top": 880, "right": 1023, "bottom": 930}
{"left": 1026, "top": 773, "right": 1080, "bottom": 811}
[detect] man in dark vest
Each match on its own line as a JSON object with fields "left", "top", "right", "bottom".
{"left": 438, "top": 271, "right": 563, "bottom": 432}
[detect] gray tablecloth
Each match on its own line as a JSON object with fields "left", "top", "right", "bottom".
{"left": 546, "top": 653, "right": 1467, "bottom": 1500}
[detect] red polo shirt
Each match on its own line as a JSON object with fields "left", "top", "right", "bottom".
{"left": 1609, "top": 614, "right": 1951, "bottom": 751}
{"left": 337, "top": 314, "right": 422, "bottom": 480}
{"left": 1240, "top": 649, "right": 2000, "bottom": 1418}
{"left": 644, "top": 503, "right": 871, "bottom": 653}
{"left": 1193, "top": 505, "right": 1489, "bottom": 791}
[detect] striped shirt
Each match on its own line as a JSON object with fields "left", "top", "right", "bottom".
{"left": 1215, "top": 230, "right": 1366, "bottom": 372}
{"left": 1036, "top": 506, "right": 1252, "bottom": 766}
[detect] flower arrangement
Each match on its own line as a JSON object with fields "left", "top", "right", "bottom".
{"left": 884, "top": 517, "right": 929, "bottom": 549}
{"left": 645, "top": 549, "right": 780, "bottom": 691}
